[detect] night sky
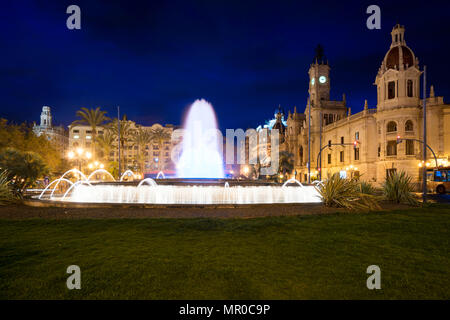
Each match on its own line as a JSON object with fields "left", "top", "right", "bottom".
{"left": 1, "top": 0, "right": 450, "bottom": 130}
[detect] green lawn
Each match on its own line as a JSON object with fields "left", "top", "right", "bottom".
{"left": 1, "top": 205, "right": 449, "bottom": 299}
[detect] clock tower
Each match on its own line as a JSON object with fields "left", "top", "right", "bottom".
{"left": 308, "top": 45, "right": 330, "bottom": 107}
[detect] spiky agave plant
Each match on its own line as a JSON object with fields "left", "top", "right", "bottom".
{"left": 358, "top": 180, "right": 377, "bottom": 195}
{"left": 383, "top": 171, "right": 419, "bottom": 206}
{"left": 0, "top": 170, "right": 16, "bottom": 206}
{"left": 317, "top": 173, "right": 381, "bottom": 210}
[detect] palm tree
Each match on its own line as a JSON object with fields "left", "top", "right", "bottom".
{"left": 131, "top": 127, "right": 152, "bottom": 174}
{"left": 96, "top": 130, "right": 115, "bottom": 163}
{"left": 109, "top": 116, "right": 132, "bottom": 174}
{"left": 150, "top": 127, "right": 171, "bottom": 171}
{"left": 72, "top": 107, "right": 110, "bottom": 159}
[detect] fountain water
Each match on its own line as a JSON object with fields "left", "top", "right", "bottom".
{"left": 156, "top": 171, "right": 165, "bottom": 179}
{"left": 120, "top": 170, "right": 135, "bottom": 181}
{"left": 137, "top": 178, "right": 158, "bottom": 187}
{"left": 177, "top": 99, "right": 224, "bottom": 178}
{"left": 282, "top": 178, "right": 304, "bottom": 187}
{"left": 67, "top": 184, "right": 321, "bottom": 204}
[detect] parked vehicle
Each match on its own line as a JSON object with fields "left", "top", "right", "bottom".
{"left": 427, "top": 167, "right": 450, "bottom": 194}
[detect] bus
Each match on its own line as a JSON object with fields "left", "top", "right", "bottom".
{"left": 427, "top": 167, "right": 450, "bottom": 194}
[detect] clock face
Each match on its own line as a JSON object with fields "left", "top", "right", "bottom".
{"left": 311, "top": 77, "right": 315, "bottom": 85}
{"left": 319, "top": 76, "right": 327, "bottom": 84}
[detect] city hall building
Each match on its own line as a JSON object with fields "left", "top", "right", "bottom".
{"left": 279, "top": 24, "right": 450, "bottom": 184}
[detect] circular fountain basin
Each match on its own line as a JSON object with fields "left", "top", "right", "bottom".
{"left": 33, "top": 179, "right": 321, "bottom": 207}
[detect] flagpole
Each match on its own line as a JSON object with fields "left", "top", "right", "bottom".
{"left": 118, "top": 105, "right": 121, "bottom": 180}
{"left": 422, "top": 66, "right": 427, "bottom": 203}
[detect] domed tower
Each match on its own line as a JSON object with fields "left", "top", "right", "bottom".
{"left": 40, "top": 106, "right": 52, "bottom": 128}
{"left": 375, "top": 24, "right": 421, "bottom": 110}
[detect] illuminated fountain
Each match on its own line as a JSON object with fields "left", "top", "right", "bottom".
{"left": 35, "top": 99, "right": 322, "bottom": 205}
{"left": 177, "top": 99, "right": 224, "bottom": 178}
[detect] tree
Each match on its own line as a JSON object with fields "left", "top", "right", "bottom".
{"left": 109, "top": 116, "right": 132, "bottom": 174}
{"left": 0, "top": 148, "right": 48, "bottom": 196}
{"left": 150, "top": 127, "right": 171, "bottom": 171}
{"left": 131, "top": 127, "right": 152, "bottom": 174}
{"left": 0, "top": 119, "right": 63, "bottom": 177}
{"left": 96, "top": 130, "right": 115, "bottom": 163}
{"left": 72, "top": 107, "right": 110, "bottom": 160}
{"left": 278, "top": 151, "right": 294, "bottom": 180}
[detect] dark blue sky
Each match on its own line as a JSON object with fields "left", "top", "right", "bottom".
{"left": 1, "top": 0, "right": 449, "bottom": 130}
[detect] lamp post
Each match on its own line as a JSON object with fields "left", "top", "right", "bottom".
{"left": 307, "top": 97, "right": 311, "bottom": 184}
{"left": 422, "top": 66, "right": 427, "bottom": 203}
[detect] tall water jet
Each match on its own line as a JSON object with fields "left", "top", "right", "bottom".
{"left": 177, "top": 99, "right": 224, "bottom": 178}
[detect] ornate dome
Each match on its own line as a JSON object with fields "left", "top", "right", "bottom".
{"left": 385, "top": 45, "right": 415, "bottom": 69}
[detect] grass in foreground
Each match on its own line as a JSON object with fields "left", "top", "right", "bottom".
{"left": 0, "top": 205, "right": 449, "bottom": 299}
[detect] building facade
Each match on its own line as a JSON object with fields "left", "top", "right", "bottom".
{"left": 68, "top": 121, "right": 176, "bottom": 175}
{"left": 33, "top": 106, "right": 69, "bottom": 155}
{"left": 279, "top": 24, "right": 450, "bottom": 185}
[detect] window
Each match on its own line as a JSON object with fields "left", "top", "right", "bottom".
{"left": 328, "top": 140, "right": 332, "bottom": 147}
{"left": 324, "top": 114, "right": 334, "bottom": 125}
{"left": 73, "top": 130, "right": 79, "bottom": 133}
{"left": 405, "top": 120, "right": 413, "bottom": 131}
{"left": 387, "top": 121, "right": 397, "bottom": 132}
{"left": 386, "top": 141, "right": 397, "bottom": 156}
{"left": 340, "top": 151, "right": 344, "bottom": 162}
{"left": 327, "top": 154, "right": 331, "bottom": 164}
{"left": 407, "top": 80, "right": 413, "bottom": 97}
{"left": 406, "top": 140, "right": 414, "bottom": 155}
{"left": 354, "top": 148, "right": 360, "bottom": 161}
{"left": 86, "top": 130, "right": 92, "bottom": 134}
{"left": 355, "top": 132, "right": 359, "bottom": 140}
{"left": 74, "top": 135, "right": 79, "bottom": 139}
{"left": 388, "top": 81, "right": 395, "bottom": 99}
{"left": 378, "top": 145, "right": 381, "bottom": 157}
{"left": 153, "top": 152, "right": 159, "bottom": 156}
{"left": 340, "top": 136, "right": 344, "bottom": 144}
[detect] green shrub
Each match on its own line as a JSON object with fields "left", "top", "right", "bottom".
{"left": 383, "top": 171, "right": 419, "bottom": 206}
{"left": 0, "top": 148, "right": 48, "bottom": 196}
{"left": 318, "top": 173, "right": 381, "bottom": 210}
{"left": 0, "top": 170, "right": 16, "bottom": 205}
